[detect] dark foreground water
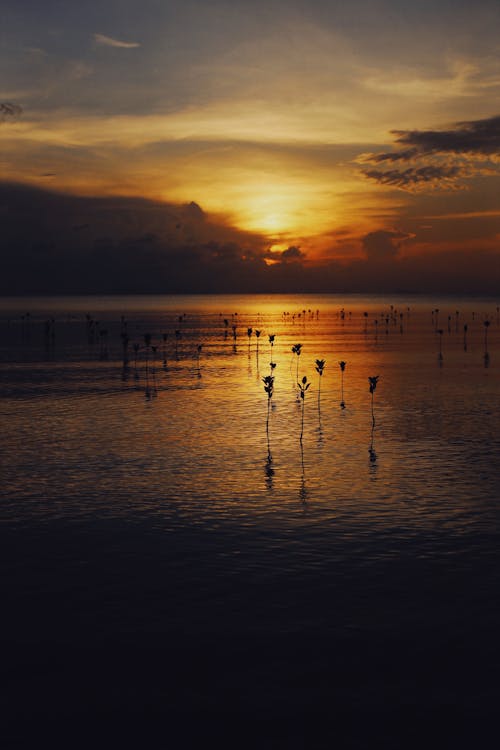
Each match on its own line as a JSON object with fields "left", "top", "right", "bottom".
{"left": 1, "top": 294, "right": 500, "bottom": 746}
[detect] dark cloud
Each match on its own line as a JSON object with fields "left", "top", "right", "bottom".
{"left": 392, "top": 115, "right": 500, "bottom": 158}
{"left": 1, "top": 182, "right": 498, "bottom": 295}
{"left": 277, "top": 246, "right": 306, "bottom": 262}
{"left": 360, "top": 115, "right": 500, "bottom": 191}
{"left": 363, "top": 164, "right": 463, "bottom": 189}
{"left": 0, "top": 102, "right": 23, "bottom": 122}
{"left": 361, "top": 230, "right": 409, "bottom": 261}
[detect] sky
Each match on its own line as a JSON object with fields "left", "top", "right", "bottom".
{"left": 1, "top": 0, "right": 500, "bottom": 294}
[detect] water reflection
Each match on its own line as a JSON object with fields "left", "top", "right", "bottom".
{"left": 264, "top": 453, "right": 274, "bottom": 493}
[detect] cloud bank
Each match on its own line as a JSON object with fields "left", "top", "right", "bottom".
{"left": 1, "top": 182, "right": 498, "bottom": 296}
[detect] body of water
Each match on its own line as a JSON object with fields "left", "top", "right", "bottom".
{"left": 2, "top": 293, "right": 500, "bottom": 745}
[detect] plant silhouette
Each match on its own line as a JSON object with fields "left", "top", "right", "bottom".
{"left": 262, "top": 374, "right": 275, "bottom": 460}
{"left": 339, "top": 361, "right": 347, "bottom": 408}
{"left": 297, "top": 375, "right": 310, "bottom": 443}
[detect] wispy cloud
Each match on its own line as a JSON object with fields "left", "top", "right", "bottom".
{"left": 360, "top": 115, "right": 500, "bottom": 190}
{"left": 93, "top": 33, "right": 140, "bottom": 49}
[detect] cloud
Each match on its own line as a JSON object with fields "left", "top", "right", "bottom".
{"left": 275, "top": 246, "right": 306, "bottom": 263}
{"left": 363, "top": 165, "right": 464, "bottom": 190}
{"left": 361, "top": 230, "right": 410, "bottom": 261}
{"left": 0, "top": 102, "right": 23, "bottom": 122}
{"left": 1, "top": 182, "right": 498, "bottom": 296}
{"left": 93, "top": 33, "right": 140, "bottom": 49}
{"left": 391, "top": 115, "right": 500, "bottom": 158}
{"left": 359, "top": 114, "right": 500, "bottom": 191}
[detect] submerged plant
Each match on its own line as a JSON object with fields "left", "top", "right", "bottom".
{"left": 297, "top": 375, "right": 310, "bottom": 443}
{"left": 338, "top": 360, "right": 347, "bottom": 408}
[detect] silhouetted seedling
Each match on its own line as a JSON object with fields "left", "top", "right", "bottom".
{"left": 338, "top": 360, "right": 347, "bottom": 408}
{"left": 315, "top": 358, "right": 325, "bottom": 407}
{"left": 437, "top": 328, "right": 443, "bottom": 363}
{"left": 263, "top": 374, "right": 275, "bottom": 460}
{"left": 297, "top": 375, "right": 310, "bottom": 443}
{"left": 484, "top": 319, "right": 491, "bottom": 366}
{"left": 269, "top": 334, "right": 276, "bottom": 365}
{"left": 162, "top": 332, "right": 169, "bottom": 370}
{"left": 196, "top": 344, "right": 203, "bottom": 376}
{"left": 144, "top": 333, "right": 152, "bottom": 398}
{"left": 368, "top": 375, "right": 379, "bottom": 428}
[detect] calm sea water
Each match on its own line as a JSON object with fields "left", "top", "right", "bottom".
{"left": 2, "top": 294, "right": 500, "bottom": 737}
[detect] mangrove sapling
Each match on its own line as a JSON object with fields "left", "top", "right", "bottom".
{"left": 297, "top": 375, "right": 310, "bottom": 443}
{"left": 368, "top": 375, "right": 379, "bottom": 429}
{"left": 144, "top": 333, "right": 152, "bottom": 398}
{"left": 269, "top": 334, "right": 276, "bottom": 365}
{"left": 255, "top": 329, "right": 261, "bottom": 362}
{"left": 121, "top": 333, "right": 130, "bottom": 368}
{"left": 162, "top": 332, "right": 169, "bottom": 370}
{"left": 338, "top": 360, "right": 347, "bottom": 409}
{"left": 463, "top": 323, "right": 468, "bottom": 351}
{"left": 133, "top": 343, "right": 140, "bottom": 378}
{"left": 315, "top": 359, "right": 326, "bottom": 433}
{"left": 151, "top": 345, "right": 159, "bottom": 396}
{"left": 315, "top": 359, "right": 325, "bottom": 406}
{"left": 263, "top": 374, "right": 275, "bottom": 460}
{"left": 196, "top": 344, "right": 203, "bottom": 377}
{"left": 293, "top": 344, "right": 302, "bottom": 383}
{"left": 437, "top": 329, "right": 444, "bottom": 363}
{"left": 484, "top": 320, "right": 491, "bottom": 366}
{"left": 247, "top": 327, "right": 253, "bottom": 354}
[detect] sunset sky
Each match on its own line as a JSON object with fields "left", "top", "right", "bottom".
{"left": 2, "top": 0, "right": 500, "bottom": 293}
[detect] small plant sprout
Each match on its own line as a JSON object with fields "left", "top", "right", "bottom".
{"left": 315, "top": 359, "right": 325, "bottom": 406}
{"left": 255, "top": 329, "right": 261, "bottom": 360}
{"left": 121, "top": 333, "right": 129, "bottom": 368}
{"left": 196, "top": 344, "right": 203, "bottom": 376}
{"left": 297, "top": 375, "right": 310, "bottom": 443}
{"left": 247, "top": 327, "right": 253, "bottom": 353}
{"left": 338, "top": 360, "right": 347, "bottom": 408}
{"left": 269, "top": 334, "right": 276, "bottom": 364}
{"left": 144, "top": 333, "right": 152, "bottom": 398}
{"left": 437, "top": 328, "right": 444, "bottom": 363}
{"left": 291, "top": 343, "right": 302, "bottom": 383}
{"left": 262, "top": 374, "right": 275, "bottom": 460}
{"left": 162, "top": 332, "right": 168, "bottom": 370}
{"left": 463, "top": 323, "right": 468, "bottom": 351}
{"left": 368, "top": 375, "right": 379, "bottom": 428}
{"left": 151, "top": 345, "right": 158, "bottom": 395}
{"left": 133, "top": 343, "right": 140, "bottom": 378}
{"left": 484, "top": 319, "right": 491, "bottom": 365}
